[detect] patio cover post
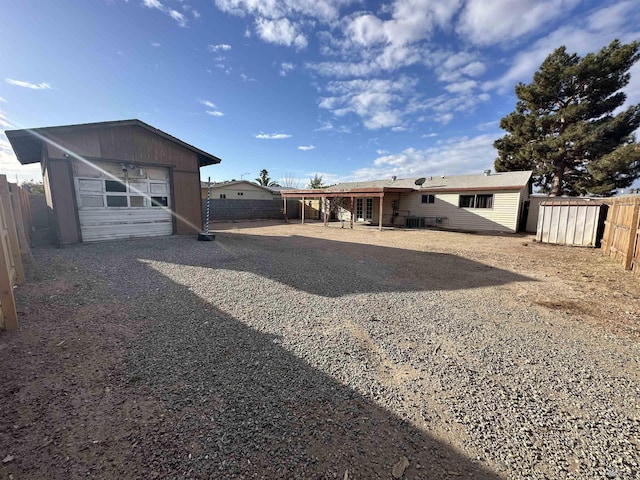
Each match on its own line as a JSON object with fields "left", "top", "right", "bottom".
{"left": 283, "top": 196, "right": 288, "bottom": 223}
{"left": 379, "top": 195, "right": 383, "bottom": 231}
{"left": 350, "top": 196, "right": 354, "bottom": 229}
{"left": 323, "top": 196, "right": 327, "bottom": 227}
{"left": 301, "top": 196, "right": 305, "bottom": 224}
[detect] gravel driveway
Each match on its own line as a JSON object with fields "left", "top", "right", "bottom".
{"left": 1, "top": 222, "right": 638, "bottom": 479}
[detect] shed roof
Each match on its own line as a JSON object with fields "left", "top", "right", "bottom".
{"left": 5, "top": 119, "right": 222, "bottom": 167}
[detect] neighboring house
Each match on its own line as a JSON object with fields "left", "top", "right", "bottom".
{"left": 6, "top": 119, "right": 221, "bottom": 245}
{"left": 200, "top": 180, "right": 299, "bottom": 221}
{"left": 201, "top": 180, "right": 280, "bottom": 200}
{"left": 281, "top": 170, "right": 532, "bottom": 233}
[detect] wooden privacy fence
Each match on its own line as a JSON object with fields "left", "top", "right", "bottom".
{"left": 601, "top": 196, "right": 640, "bottom": 274}
{"left": 0, "top": 175, "right": 33, "bottom": 331}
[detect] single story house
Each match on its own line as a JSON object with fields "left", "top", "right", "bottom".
{"left": 201, "top": 180, "right": 299, "bottom": 221}
{"left": 6, "top": 119, "right": 221, "bottom": 245}
{"left": 281, "top": 170, "right": 533, "bottom": 233}
{"left": 201, "top": 180, "right": 281, "bottom": 200}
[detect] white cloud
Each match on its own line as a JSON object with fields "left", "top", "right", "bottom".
{"left": 206, "top": 110, "right": 225, "bottom": 117}
{"left": 142, "top": 0, "right": 187, "bottom": 27}
{"left": 209, "top": 43, "right": 232, "bottom": 52}
{"left": 351, "top": 134, "right": 497, "bottom": 181}
{"left": 422, "top": 133, "right": 437, "bottom": 138}
{"left": 482, "top": 1, "right": 639, "bottom": 94}
{"left": 444, "top": 80, "right": 477, "bottom": 94}
{"left": 0, "top": 97, "right": 5, "bottom": 102}
{"left": 298, "top": 145, "right": 315, "bottom": 150}
{"left": 200, "top": 100, "right": 216, "bottom": 108}
{"left": 315, "top": 121, "right": 333, "bottom": 131}
{"left": 255, "top": 132, "right": 292, "bottom": 139}
{"left": 240, "top": 73, "right": 257, "bottom": 82}
{"left": 0, "top": 111, "right": 14, "bottom": 128}
{"left": 5, "top": 79, "right": 51, "bottom": 90}
{"left": 457, "top": 0, "right": 581, "bottom": 46}
{"left": 255, "top": 18, "right": 307, "bottom": 49}
{"left": 376, "top": 149, "right": 389, "bottom": 154}
{"left": 280, "top": 62, "right": 294, "bottom": 76}
{"left": 192, "top": 9, "right": 201, "bottom": 19}
{"left": 151, "top": 42, "right": 161, "bottom": 47}
{"left": 168, "top": 9, "right": 187, "bottom": 26}
{"left": 319, "top": 77, "right": 418, "bottom": 130}
{"left": 214, "top": 0, "right": 348, "bottom": 23}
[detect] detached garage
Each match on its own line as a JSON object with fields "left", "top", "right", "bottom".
{"left": 6, "top": 119, "right": 221, "bottom": 245}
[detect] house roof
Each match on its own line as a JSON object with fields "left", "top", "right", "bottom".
{"left": 5, "top": 119, "right": 222, "bottom": 167}
{"left": 200, "top": 179, "right": 280, "bottom": 194}
{"left": 282, "top": 171, "right": 532, "bottom": 196}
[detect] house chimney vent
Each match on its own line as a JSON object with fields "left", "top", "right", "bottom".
{"left": 391, "top": 175, "right": 397, "bottom": 181}
{"left": 484, "top": 169, "right": 491, "bottom": 176}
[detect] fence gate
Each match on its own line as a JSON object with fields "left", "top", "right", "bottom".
{"left": 601, "top": 196, "right": 640, "bottom": 273}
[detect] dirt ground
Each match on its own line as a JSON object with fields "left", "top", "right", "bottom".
{"left": 0, "top": 221, "right": 638, "bottom": 479}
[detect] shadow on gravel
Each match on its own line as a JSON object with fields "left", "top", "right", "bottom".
{"left": 121, "top": 247, "right": 502, "bottom": 478}
{"left": 1, "top": 236, "right": 517, "bottom": 478}
{"left": 138, "top": 232, "right": 534, "bottom": 297}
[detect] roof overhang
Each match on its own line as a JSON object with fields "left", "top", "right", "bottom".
{"left": 5, "top": 119, "right": 222, "bottom": 167}
{"left": 281, "top": 186, "right": 415, "bottom": 197}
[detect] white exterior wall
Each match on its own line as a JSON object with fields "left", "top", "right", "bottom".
{"left": 208, "top": 184, "right": 277, "bottom": 200}
{"left": 402, "top": 189, "right": 523, "bottom": 232}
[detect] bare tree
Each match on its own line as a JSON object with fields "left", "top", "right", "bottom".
{"left": 280, "top": 172, "right": 301, "bottom": 188}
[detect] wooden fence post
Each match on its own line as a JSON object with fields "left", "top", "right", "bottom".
{"left": 9, "top": 182, "right": 33, "bottom": 262}
{"left": 0, "top": 176, "right": 18, "bottom": 330}
{"left": 626, "top": 199, "right": 640, "bottom": 271}
{"left": 0, "top": 176, "right": 24, "bottom": 284}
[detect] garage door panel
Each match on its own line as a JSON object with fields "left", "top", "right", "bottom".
{"left": 74, "top": 160, "right": 172, "bottom": 242}
{"left": 79, "top": 209, "right": 172, "bottom": 241}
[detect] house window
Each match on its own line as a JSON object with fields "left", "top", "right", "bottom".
{"left": 219, "top": 194, "right": 226, "bottom": 199}
{"left": 459, "top": 194, "right": 493, "bottom": 208}
{"left": 421, "top": 194, "right": 435, "bottom": 204}
{"left": 237, "top": 192, "right": 244, "bottom": 196}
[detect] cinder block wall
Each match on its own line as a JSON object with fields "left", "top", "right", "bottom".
{"left": 203, "top": 199, "right": 299, "bottom": 221}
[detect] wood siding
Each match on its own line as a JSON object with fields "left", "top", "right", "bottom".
{"left": 48, "top": 159, "right": 81, "bottom": 245}
{"left": 42, "top": 124, "right": 204, "bottom": 241}
{"left": 173, "top": 171, "right": 202, "bottom": 234}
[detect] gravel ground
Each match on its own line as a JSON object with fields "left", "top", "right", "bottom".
{"left": 1, "top": 222, "right": 639, "bottom": 479}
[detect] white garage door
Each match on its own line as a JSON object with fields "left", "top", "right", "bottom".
{"left": 73, "top": 159, "right": 173, "bottom": 242}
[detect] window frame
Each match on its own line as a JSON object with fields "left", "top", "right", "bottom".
{"left": 421, "top": 194, "right": 435, "bottom": 204}
{"left": 459, "top": 193, "right": 494, "bottom": 209}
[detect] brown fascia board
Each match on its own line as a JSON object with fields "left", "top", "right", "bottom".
{"left": 5, "top": 119, "right": 222, "bottom": 167}
{"left": 281, "top": 185, "right": 524, "bottom": 196}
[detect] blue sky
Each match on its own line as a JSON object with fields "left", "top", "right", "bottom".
{"left": 1, "top": 0, "right": 639, "bottom": 188}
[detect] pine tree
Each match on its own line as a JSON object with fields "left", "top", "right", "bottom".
{"left": 494, "top": 40, "right": 640, "bottom": 196}
{"left": 308, "top": 173, "right": 325, "bottom": 189}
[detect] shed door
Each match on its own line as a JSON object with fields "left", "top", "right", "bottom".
{"left": 73, "top": 159, "right": 172, "bottom": 242}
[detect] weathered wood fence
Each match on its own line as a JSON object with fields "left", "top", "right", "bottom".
{"left": 0, "top": 175, "right": 33, "bottom": 331}
{"left": 601, "top": 196, "right": 640, "bottom": 274}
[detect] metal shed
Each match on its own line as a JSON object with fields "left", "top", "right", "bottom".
{"left": 536, "top": 199, "right": 607, "bottom": 247}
